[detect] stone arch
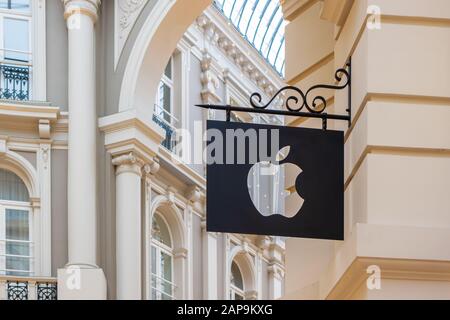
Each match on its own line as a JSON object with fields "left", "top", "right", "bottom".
{"left": 228, "top": 245, "right": 257, "bottom": 299}
{"left": 119, "top": 0, "right": 211, "bottom": 114}
{"left": 0, "top": 150, "right": 39, "bottom": 198}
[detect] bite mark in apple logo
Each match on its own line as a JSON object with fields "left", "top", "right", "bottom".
{"left": 247, "top": 146, "right": 304, "bottom": 218}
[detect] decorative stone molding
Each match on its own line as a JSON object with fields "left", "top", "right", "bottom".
{"left": 241, "top": 239, "right": 250, "bottom": 254}
{"left": 174, "top": 247, "right": 188, "bottom": 259}
{"left": 114, "top": 0, "right": 149, "bottom": 69}
{"left": 319, "top": 0, "right": 354, "bottom": 26}
{"left": 280, "top": 0, "right": 308, "bottom": 21}
{"left": 166, "top": 186, "right": 177, "bottom": 205}
{"left": 63, "top": 0, "right": 101, "bottom": 22}
{"left": 256, "top": 236, "right": 271, "bottom": 251}
{"left": 268, "top": 237, "right": 286, "bottom": 266}
{"left": 186, "top": 185, "right": 201, "bottom": 204}
{"left": 245, "top": 290, "right": 258, "bottom": 300}
{"left": 39, "top": 120, "right": 51, "bottom": 139}
{"left": 200, "top": 51, "right": 221, "bottom": 104}
{"left": 143, "top": 157, "right": 160, "bottom": 176}
{"left": 40, "top": 144, "right": 50, "bottom": 170}
{"left": 98, "top": 110, "right": 165, "bottom": 164}
{"left": 30, "top": 198, "right": 41, "bottom": 209}
{"left": 268, "top": 263, "right": 285, "bottom": 280}
{"left": 196, "top": 12, "right": 282, "bottom": 99}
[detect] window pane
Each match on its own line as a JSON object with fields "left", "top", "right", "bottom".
{"left": 151, "top": 214, "right": 172, "bottom": 247}
{"left": 6, "top": 256, "right": 29, "bottom": 272}
{"left": 151, "top": 246, "right": 158, "bottom": 299}
{"left": 6, "top": 241, "right": 29, "bottom": 256}
{"left": 5, "top": 209, "right": 30, "bottom": 276}
{"left": 0, "top": 169, "right": 29, "bottom": 201}
{"left": 164, "top": 59, "right": 172, "bottom": 79}
{"left": 4, "top": 18, "right": 29, "bottom": 62}
{"left": 161, "top": 252, "right": 172, "bottom": 299}
{"left": 157, "top": 82, "right": 172, "bottom": 123}
{"left": 231, "top": 262, "right": 244, "bottom": 290}
{"left": 6, "top": 209, "right": 29, "bottom": 241}
{"left": 0, "top": 0, "right": 30, "bottom": 12}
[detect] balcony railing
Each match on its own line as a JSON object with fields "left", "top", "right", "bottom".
{"left": 0, "top": 276, "right": 57, "bottom": 300}
{"left": 0, "top": 49, "right": 32, "bottom": 101}
{"left": 153, "top": 104, "right": 179, "bottom": 152}
{"left": 151, "top": 273, "right": 176, "bottom": 300}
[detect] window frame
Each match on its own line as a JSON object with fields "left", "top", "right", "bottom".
{"left": 0, "top": 199, "right": 33, "bottom": 277}
{"left": 150, "top": 213, "right": 176, "bottom": 300}
{"left": 0, "top": 0, "right": 46, "bottom": 102}
{"left": 230, "top": 261, "right": 245, "bottom": 300}
{"left": 155, "top": 57, "right": 175, "bottom": 125}
{"left": 0, "top": 13, "right": 32, "bottom": 62}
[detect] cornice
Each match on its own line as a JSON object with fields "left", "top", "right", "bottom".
{"left": 196, "top": 7, "right": 285, "bottom": 100}
{"left": 280, "top": 0, "right": 315, "bottom": 21}
{"left": 320, "top": 0, "right": 354, "bottom": 26}
{"left": 98, "top": 109, "right": 165, "bottom": 163}
{"left": 0, "top": 100, "right": 60, "bottom": 121}
{"left": 326, "top": 257, "right": 450, "bottom": 299}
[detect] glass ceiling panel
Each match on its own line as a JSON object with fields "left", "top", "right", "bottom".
{"left": 214, "top": 0, "right": 285, "bottom": 77}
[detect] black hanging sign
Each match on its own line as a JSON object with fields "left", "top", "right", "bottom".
{"left": 206, "top": 120, "right": 344, "bottom": 240}
{"left": 199, "top": 60, "right": 351, "bottom": 241}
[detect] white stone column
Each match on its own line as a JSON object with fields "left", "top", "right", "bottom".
{"left": 64, "top": 0, "right": 100, "bottom": 267}
{"left": 58, "top": 0, "right": 106, "bottom": 300}
{"left": 112, "top": 153, "right": 144, "bottom": 300}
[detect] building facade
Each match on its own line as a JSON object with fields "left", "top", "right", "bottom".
{"left": 0, "top": 0, "right": 286, "bottom": 300}
{"left": 0, "top": 0, "right": 448, "bottom": 301}
{"left": 282, "top": 0, "right": 450, "bottom": 299}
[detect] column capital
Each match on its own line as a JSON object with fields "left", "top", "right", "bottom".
{"left": 112, "top": 152, "right": 144, "bottom": 176}
{"left": 268, "top": 263, "right": 285, "bottom": 280}
{"left": 142, "top": 157, "right": 160, "bottom": 177}
{"left": 63, "top": 0, "right": 101, "bottom": 23}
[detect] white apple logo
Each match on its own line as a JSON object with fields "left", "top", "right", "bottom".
{"left": 247, "top": 146, "right": 304, "bottom": 218}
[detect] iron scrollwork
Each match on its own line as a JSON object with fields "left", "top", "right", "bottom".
{"left": 250, "top": 68, "right": 350, "bottom": 114}
{"left": 196, "top": 58, "right": 352, "bottom": 130}
{"left": 37, "top": 283, "right": 58, "bottom": 301}
{"left": 7, "top": 281, "right": 28, "bottom": 301}
{"left": 0, "top": 64, "right": 30, "bottom": 101}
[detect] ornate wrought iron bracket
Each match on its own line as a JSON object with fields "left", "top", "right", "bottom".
{"left": 196, "top": 58, "right": 352, "bottom": 130}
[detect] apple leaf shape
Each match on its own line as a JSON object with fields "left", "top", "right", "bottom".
{"left": 275, "top": 146, "right": 291, "bottom": 162}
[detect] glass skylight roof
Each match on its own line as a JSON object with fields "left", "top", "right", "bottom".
{"left": 213, "top": 0, "right": 286, "bottom": 77}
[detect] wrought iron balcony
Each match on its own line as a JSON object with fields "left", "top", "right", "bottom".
{"left": 0, "top": 62, "right": 30, "bottom": 101}
{"left": 152, "top": 104, "right": 179, "bottom": 152}
{"left": 0, "top": 276, "right": 57, "bottom": 300}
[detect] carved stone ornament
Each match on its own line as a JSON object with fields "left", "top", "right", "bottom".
{"left": 114, "top": 0, "right": 148, "bottom": 68}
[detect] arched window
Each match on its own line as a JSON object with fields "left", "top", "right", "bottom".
{"left": 0, "top": 168, "right": 32, "bottom": 276}
{"left": 151, "top": 212, "right": 175, "bottom": 300}
{"left": 230, "top": 261, "right": 245, "bottom": 300}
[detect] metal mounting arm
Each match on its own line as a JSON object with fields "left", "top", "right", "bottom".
{"left": 196, "top": 58, "right": 352, "bottom": 130}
